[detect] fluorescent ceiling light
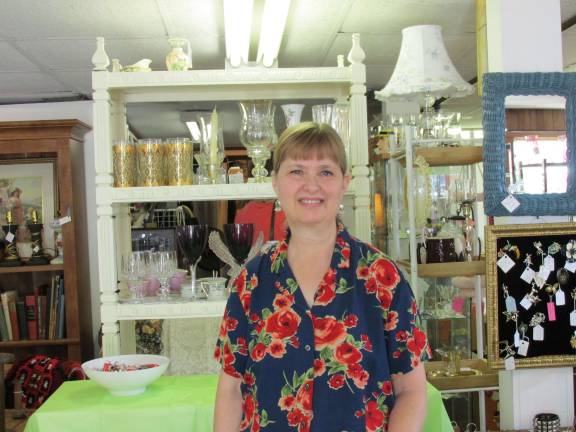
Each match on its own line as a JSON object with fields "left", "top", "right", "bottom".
{"left": 223, "top": 0, "right": 253, "bottom": 67}
{"left": 185, "top": 121, "right": 201, "bottom": 142}
{"left": 257, "top": 0, "right": 291, "bottom": 67}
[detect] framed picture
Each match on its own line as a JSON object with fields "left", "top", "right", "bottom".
{"left": 0, "top": 159, "right": 57, "bottom": 251}
{"left": 486, "top": 222, "right": 576, "bottom": 369}
{"left": 131, "top": 228, "right": 176, "bottom": 253}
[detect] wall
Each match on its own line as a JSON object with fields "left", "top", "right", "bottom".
{"left": 0, "top": 101, "right": 99, "bottom": 359}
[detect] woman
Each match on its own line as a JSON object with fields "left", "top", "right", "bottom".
{"left": 214, "top": 122, "right": 429, "bottom": 431}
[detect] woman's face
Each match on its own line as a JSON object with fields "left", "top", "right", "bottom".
{"left": 272, "top": 154, "right": 350, "bottom": 229}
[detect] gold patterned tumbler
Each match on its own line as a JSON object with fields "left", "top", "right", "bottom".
{"left": 137, "top": 138, "right": 164, "bottom": 186}
{"left": 112, "top": 139, "right": 136, "bottom": 187}
{"left": 165, "top": 138, "right": 193, "bottom": 185}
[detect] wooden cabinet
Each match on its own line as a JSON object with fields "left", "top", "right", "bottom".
{"left": 0, "top": 120, "right": 90, "bottom": 361}
{"left": 92, "top": 35, "right": 371, "bottom": 356}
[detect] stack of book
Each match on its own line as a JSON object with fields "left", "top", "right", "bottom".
{"left": 0, "top": 274, "right": 66, "bottom": 341}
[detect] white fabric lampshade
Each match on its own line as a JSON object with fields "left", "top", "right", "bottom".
{"left": 375, "top": 25, "right": 473, "bottom": 100}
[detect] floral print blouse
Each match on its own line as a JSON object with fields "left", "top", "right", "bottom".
{"left": 214, "top": 225, "right": 429, "bottom": 432}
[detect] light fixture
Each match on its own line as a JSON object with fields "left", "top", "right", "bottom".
{"left": 223, "top": 0, "right": 253, "bottom": 67}
{"left": 375, "top": 25, "right": 473, "bottom": 138}
{"left": 185, "top": 121, "right": 201, "bottom": 142}
{"left": 257, "top": 0, "right": 291, "bottom": 67}
{"left": 223, "top": 0, "right": 291, "bottom": 68}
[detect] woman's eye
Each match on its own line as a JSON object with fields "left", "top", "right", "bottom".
{"left": 290, "top": 169, "right": 303, "bottom": 175}
{"left": 320, "top": 170, "right": 334, "bottom": 177}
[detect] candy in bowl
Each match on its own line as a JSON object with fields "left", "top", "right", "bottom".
{"left": 81, "top": 354, "right": 170, "bottom": 396}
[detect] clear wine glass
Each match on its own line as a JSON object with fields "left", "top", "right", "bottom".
{"left": 121, "top": 252, "right": 144, "bottom": 303}
{"left": 152, "top": 251, "right": 177, "bottom": 301}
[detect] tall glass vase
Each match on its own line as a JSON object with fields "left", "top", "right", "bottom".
{"left": 197, "top": 109, "right": 225, "bottom": 184}
{"left": 238, "top": 100, "right": 277, "bottom": 182}
{"left": 281, "top": 104, "right": 305, "bottom": 128}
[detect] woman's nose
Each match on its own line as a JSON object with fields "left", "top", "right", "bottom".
{"left": 302, "top": 173, "right": 320, "bottom": 189}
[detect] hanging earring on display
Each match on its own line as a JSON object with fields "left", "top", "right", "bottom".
{"left": 274, "top": 199, "right": 282, "bottom": 212}
{"left": 338, "top": 203, "right": 344, "bottom": 216}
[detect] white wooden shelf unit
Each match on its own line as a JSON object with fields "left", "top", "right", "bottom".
{"left": 92, "top": 35, "right": 371, "bottom": 356}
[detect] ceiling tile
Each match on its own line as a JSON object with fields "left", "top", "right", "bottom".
{"left": 0, "top": 42, "right": 41, "bottom": 72}
{"left": 0, "top": 0, "right": 166, "bottom": 38}
{"left": 0, "top": 72, "right": 65, "bottom": 95}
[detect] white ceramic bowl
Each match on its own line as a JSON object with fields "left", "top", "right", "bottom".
{"left": 81, "top": 354, "right": 170, "bottom": 396}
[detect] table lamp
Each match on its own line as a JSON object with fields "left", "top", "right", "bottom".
{"left": 375, "top": 25, "right": 473, "bottom": 139}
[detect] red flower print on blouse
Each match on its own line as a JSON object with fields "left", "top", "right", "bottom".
{"left": 395, "top": 330, "right": 409, "bottom": 342}
{"left": 234, "top": 269, "right": 253, "bottom": 313}
{"left": 327, "top": 374, "right": 346, "bottom": 390}
{"left": 365, "top": 400, "right": 385, "bottom": 432}
{"left": 377, "top": 286, "right": 393, "bottom": 310}
{"left": 287, "top": 408, "right": 306, "bottom": 426}
{"left": 370, "top": 257, "right": 400, "bottom": 289}
{"left": 295, "top": 379, "right": 314, "bottom": 411}
{"left": 237, "top": 337, "right": 248, "bottom": 355}
{"left": 385, "top": 310, "right": 399, "bottom": 331}
{"left": 344, "top": 313, "right": 358, "bottom": 328}
{"left": 361, "top": 334, "right": 373, "bottom": 352}
{"left": 265, "top": 308, "right": 301, "bottom": 339}
{"left": 334, "top": 342, "right": 363, "bottom": 365}
{"left": 268, "top": 339, "right": 287, "bottom": 358}
{"left": 356, "top": 264, "right": 370, "bottom": 280}
{"left": 250, "top": 342, "right": 267, "bottom": 362}
{"left": 315, "top": 268, "right": 336, "bottom": 306}
{"left": 406, "top": 327, "right": 428, "bottom": 363}
{"left": 313, "top": 316, "right": 347, "bottom": 350}
{"left": 244, "top": 371, "right": 255, "bottom": 386}
{"left": 347, "top": 364, "right": 369, "bottom": 389}
{"left": 240, "top": 394, "right": 256, "bottom": 430}
{"left": 289, "top": 335, "right": 300, "bottom": 349}
{"left": 273, "top": 291, "right": 294, "bottom": 309}
{"left": 279, "top": 394, "right": 296, "bottom": 411}
{"left": 250, "top": 415, "right": 260, "bottom": 432}
{"left": 313, "top": 358, "right": 326, "bottom": 376}
{"left": 381, "top": 380, "right": 393, "bottom": 395}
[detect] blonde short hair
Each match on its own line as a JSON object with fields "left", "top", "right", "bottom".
{"left": 273, "top": 122, "right": 347, "bottom": 175}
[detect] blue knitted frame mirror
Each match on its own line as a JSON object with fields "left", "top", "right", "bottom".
{"left": 483, "top": 72, "right": 576, "bottom": 216}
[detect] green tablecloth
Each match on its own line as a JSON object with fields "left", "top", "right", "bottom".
{"left": 24, "top": 375, "right": 452, "bottom": 432}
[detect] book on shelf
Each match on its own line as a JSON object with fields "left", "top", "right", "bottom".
{"left": 7, "top": 297, "right": 19, "bottom": 341}
{"left": 1, "top": 290, "right": 17, "bottom": 341}
{"left": 0, "top": 306, "right": 9, "bottom": 342}
{"left": 16, "top": 300, "right": 28, "bottom": 340}
{"left": 25, "top": 295, "right": 38, "bottom": 340}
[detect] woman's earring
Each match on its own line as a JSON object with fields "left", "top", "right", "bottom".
{"left": 338, "top": 203, "right": 344, "bottom": 216}
{"left": 274, "top": 199, "right": 282, "bottom": 212}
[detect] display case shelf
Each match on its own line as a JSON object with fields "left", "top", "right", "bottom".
{"left": 98, "top": 182, "right": 356, "bottom": 205}
{"left": 0, "top": 338, "right": 80, "bottom": 348}
{"left": 0, "top": 264, "right": 64, "bottom": 274}
{"left": 425, "top": 359, "right": 498, "bottom": 392}
{"left": 398, "top": 260, "right": 486, "bottom": 278}
{"left": 105, "top": 300, "right": 227, "bottom": 321}
{"left": 389, "top": 146, "right": 483, "bottom": 167}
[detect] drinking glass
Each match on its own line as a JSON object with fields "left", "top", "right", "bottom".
{"left": 312, "top": 104, "right": 334, "bottom": 124}
{"left": 120, "top": 252, "right": 144, "bottom": 302}
{"left": 176, "top": 225, "right": 209, "bottom": 299}
{"left": 197, "top": 111, "right": 225, "bottom": 184}
{"left": 151, "top": 251, "right": 177, "bottom": 301}
{"left": 224, "top": 223, "right": 254, "bottom": 265}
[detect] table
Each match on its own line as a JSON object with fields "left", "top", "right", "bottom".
{"left": 24, "top": 375, "right": 452, "bottom": 432}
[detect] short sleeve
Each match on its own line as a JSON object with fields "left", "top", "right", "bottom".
{"left": 383, "top": 269, "right": 430, "bottom": 375}
{"left": 214, "top": 272, "right": 250, "bottom": 378}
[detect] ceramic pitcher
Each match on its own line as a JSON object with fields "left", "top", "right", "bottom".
{"left": 165, "top": 37, "right": 192, "bottom": 71}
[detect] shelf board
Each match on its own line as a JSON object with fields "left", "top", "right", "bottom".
{"left": 388, "top": 146, "right": 483, "bottom": 167}
{"left": 425, "top": 359, "right": 498, "bottom": 391}
{"left": 0, "top": 264, "right": 64, "bottom": 274}
{"left": 99, "top": 182, "right": 356, "bottom": 204}
{"left": 0, "top": 338, "right": 80, "bottom": 348}
{"left": 108, "top": 299, "right": 227, "bottom": 320}
{"left": 398, "top": 260, "right": 485, "bottom": 278}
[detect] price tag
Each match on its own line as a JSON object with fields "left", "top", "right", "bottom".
{"left": 565, "top": 261, "right": 576, "bottom": 273}
{"left": 505, "top": 356, "right": 516, "bottom": 370}
{"left": 520, "top": 267, "right": 535, "bottom": 284}
{"left": 497, "top": 253, "right": 515, "bottom": 273}
{"left": 520, "top": 295, "right": 533, "bottom": 310}
{"left": 513, "top": 330, "right": 520, "bottom": 347}
{"left": 59, "top": 215, "right": 72, "bottom": 225}
{"left": 505, "top": 295, "right": 517, "bottom": 312}
{"left": 556, "top": 289, "right": 566, "bottom": 306}
{"left": 501, "top": 194, "right": 521, "bottom": 213}
{"left": 5, "top": 232, "right": 14, "bottom": 243}
{"left": 570, "top": 310, "right": 576, "bottom": 327}
{"left": 537, "top": 266, "right": 551, "bottom": 282}
{"left": 33, "top": 245, "right": 40, "bottom": 253}
{"left": 544, "top": 255, "right": 555, "bottom": 271}
{"left": 547, "top": 301, "right": 557, "bottom": 321}
{"left": 518, "top": 339, "right": 530, "bottom": 356}
{"left": 533, "top": 325, "right": 544, "bottom": 341}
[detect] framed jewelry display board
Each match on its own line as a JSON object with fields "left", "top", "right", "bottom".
{"left": 486, "top": 222, "right": 576, "bottom": 369}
